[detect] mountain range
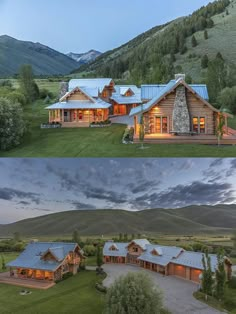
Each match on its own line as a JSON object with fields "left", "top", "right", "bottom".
{"left": 0, "top": 35, "right": 100, "bottom": 77}
{"left": 67, "top": 50, "right": 102, "bottom": 66}
{"left": 0, "top": 205, "right": 235, "bottom": 237}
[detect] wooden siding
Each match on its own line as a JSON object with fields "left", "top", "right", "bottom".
{"left": 67, "top": 90, "right": 91, "bottom": 101}
{"left": 136, "top": 88, "right": 217, "bottom": 136}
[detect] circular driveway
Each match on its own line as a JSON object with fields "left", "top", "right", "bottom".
{"left": 103, "top": 264, "right": 224, "bottom": 314}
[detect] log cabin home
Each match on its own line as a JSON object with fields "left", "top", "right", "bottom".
{"left": 46, "top": 78, "right": 114, "bottom": 127}
{"left": 103, "top": 239, "right": 232, "bottom": 283}
{"left": 110, "top": 85, "right": 142, "bottom": 115}
{"left": 7, "top": 242, "right": 85, "bottom": 282}
{"left": 129, "top": 74, "right": 232, "bottom": 140}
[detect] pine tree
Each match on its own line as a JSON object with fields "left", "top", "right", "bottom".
{"left": 191, "top": 35, "right": 198, "bottom": 47}
{"left": 215, "top": 249, "right": 226, "bottom": 301}
{"left": 204, "top": 30, "right": 209, "bottom": 40}
{"left": 96, "top": 246, "right": 103, "bottom": 271}
{"left": 201, "top": 55, "right": 209, "bottom": 69}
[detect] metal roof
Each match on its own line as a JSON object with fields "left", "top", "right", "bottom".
{"left": 103, "top": 240, "right": 220, "bottom": 271}
{"left": 172, "top": 251, "right": 218, "bottom": 271}
{"left": 130, "top": 80, "right": 176, "bottom": 116}
{"left": 138, "top": 245, "right": 183, "bottom": 266}
{"left": 103, "top": 242, "right": 129, "bottom": 257}
{"left": 111, "top": 85, "right": 142, "bottom": 105}
{"left": 130, "top": 79, "right": 212, "bottom": 117}
{"left": 141, "top": 84, "right": 209, "bottom": 101}
{"left": 129, "top": 239, "right": 150, "bottom": 250}
{"left": 46, "top": 99, "right": 111, "bottom": 110}
{"left": 7, "top": 242, "right": 77, "bottom": 271}
{"left": 69, "top": 78, "right": 113, "bottom": 93}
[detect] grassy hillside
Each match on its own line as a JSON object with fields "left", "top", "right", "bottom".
{"left": 77, "top": 0, "right": 236, "bottom": 83}
{"left": 0, "top": 35, "right": 79, "bottom": 76}
{"left": 0, "top": 205, "right": 235, "bottom": 237}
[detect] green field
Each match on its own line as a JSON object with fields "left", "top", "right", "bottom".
{"left": 0, "top": 271, "right": 105, "bottom": 314}
{"left": 0, "top": 99, "right": 236, "bottom": 157}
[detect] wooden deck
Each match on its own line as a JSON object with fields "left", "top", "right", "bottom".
{"left": 0, "top": 272, "right": 55, "bottom": 290}
{"left": 134, "top": 133, "right": 236, "bottom": 145}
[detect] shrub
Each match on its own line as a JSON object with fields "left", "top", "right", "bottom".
{"left": 0, "top": 98, "right": 26, "bottom": 151}
{"left": 83, "top": 244, "right": 96, "bottom": 256}
{"left": 8, "top": 91, "right": 27, "bottom": 107}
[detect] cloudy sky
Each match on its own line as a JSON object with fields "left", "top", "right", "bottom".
{"left": 0, "top": 158, "right": 235, "bottom": 224}
{"left": 0, "top": 0, "right": 212, "bottom": 53}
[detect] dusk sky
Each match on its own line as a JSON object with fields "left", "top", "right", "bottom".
{"left": 0, "top": 158, "right": 235, "bottom": 224}
{"left": 0, "top": 0, "right": 212, "bottom": 53}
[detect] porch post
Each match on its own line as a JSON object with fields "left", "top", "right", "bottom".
{"left": 62, "top": 109, "right": 64, "bottom": 123}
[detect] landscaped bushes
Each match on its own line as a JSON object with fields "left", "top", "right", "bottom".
{"left": 90, "top": 120, "right": 111, "bottom": 127}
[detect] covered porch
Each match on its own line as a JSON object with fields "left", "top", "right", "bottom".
{"left": 0, "top": 271, "right": 55, "bottom": 289}
{"left": 15, "top": 268, "right": 54, "bottom": 281}
{"left": 48, "top": 108, "right": 109, "bottom": 126}
{"left": 139, "top": 260, "right": 167, "bottom": 275}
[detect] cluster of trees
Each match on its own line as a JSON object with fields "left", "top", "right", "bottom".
{"left": 0, "top": 64, "right": 54, "bottom": 151}
{"left": 0, "top": 238, "right": 25, "bottom": 252}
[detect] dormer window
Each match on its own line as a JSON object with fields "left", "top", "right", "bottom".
{"left": 132, "top": 247, "right": 138, "bottom": 253}
{"left": 109, "top": 245, "right": 118, "bottom": 251}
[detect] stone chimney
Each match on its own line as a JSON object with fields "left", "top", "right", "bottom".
{"left": 172, "top": 85, "right": 191, "bottom": 133}
{"left": 59, "top": 81, "right": 69, "bottom": 99}
{"left": 175, "top": 74, "right": 186, "bottom": 81}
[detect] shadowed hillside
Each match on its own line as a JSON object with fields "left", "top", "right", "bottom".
{"left": 0, "top": 35, "right": 79, "bottom": 76}
{"left": 76, "top": 0, "right": 236, "bottom": 83}
{"left": 0, "top": 205, "right": 235, "bottom": 237}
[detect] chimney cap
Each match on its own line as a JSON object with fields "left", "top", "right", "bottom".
{"left": 175, "top": 74, "right": 186, "bottom": 81}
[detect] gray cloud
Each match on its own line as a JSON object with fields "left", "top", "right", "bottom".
{"left": 132, "top": 181, "right": 235, "bottom": 209}
{"left": 0, "top": 187, "right": 40, "bottom": 204}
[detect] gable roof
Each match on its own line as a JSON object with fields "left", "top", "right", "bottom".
{"left": 138, "top": 245, "right": 183, "bottom": 266}
{"left": 46, "top": 85, "right": 111, "bottom": 110}
{"left": 111, "top": 85, "right": 142, "bottom": 105}
{"left": 128, "top": 239, "right": 150, "bottom": 250}
{"left": 7, "top": 242, "right": 78, "bottom": 271}
{"left": 60, "top": 86, "right": 95, "bottom": 103}
{"left": 130, "top": 79, "right": 227, "bottom": 117}
{"left": 172, "top": 251, "right": 218, "bottom": 271}
{"left": 103, "top": 242, "right": 129, "bottom": 257}
{"left": 141, "top": 84, "right": 209, "bottom": 101}
{"left": 69, "top": 78, "right": 113, "bottom": 93}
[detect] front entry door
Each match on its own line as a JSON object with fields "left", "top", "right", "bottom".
{"left": 155, "top": 117, "right": 168, "bottom": 134}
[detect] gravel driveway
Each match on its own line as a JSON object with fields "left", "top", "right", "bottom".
{"left": 103, "top": 264, "right": 224, "bottom": 314}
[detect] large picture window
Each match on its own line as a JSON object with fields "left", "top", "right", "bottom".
{"left": 192, "top": 117, "right": 206, "bottom": 134}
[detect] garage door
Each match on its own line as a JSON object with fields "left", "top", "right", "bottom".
{"left": 190, "top": 269, "right": 202, "bottom": 283}
{"left": 174, "top": 265, "right": 186, "bottom": 279}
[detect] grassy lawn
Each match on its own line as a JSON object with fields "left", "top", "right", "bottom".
{"left": 86, "top": 256, "right": 97, "bottom": 267}
{"left": 0, "top": 271, "right": 105, "bottom": 314}
{"left": 0, "top": 100, "right": 236, "bottom": 157}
